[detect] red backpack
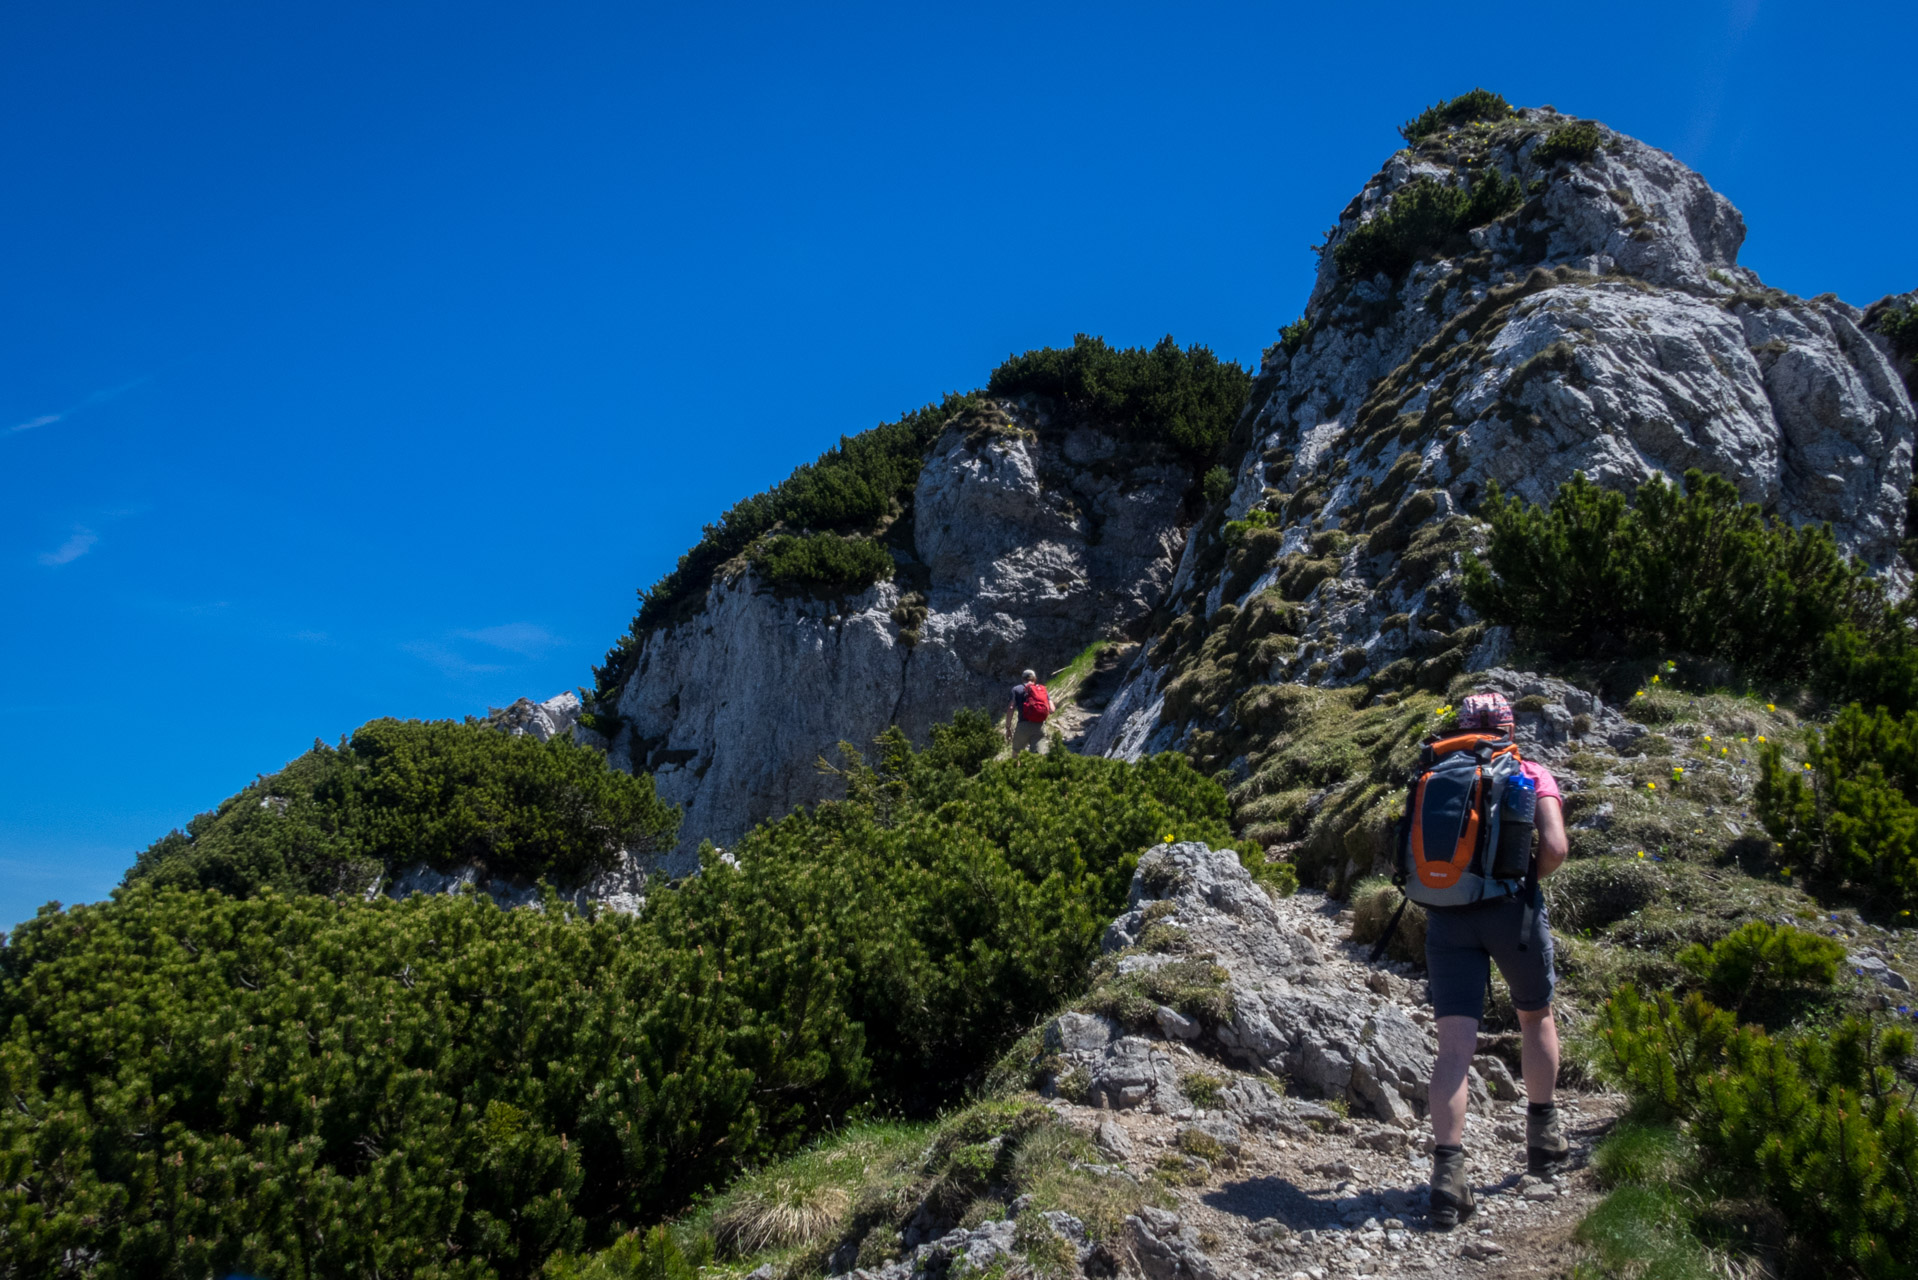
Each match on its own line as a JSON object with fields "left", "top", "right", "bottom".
{"left": 1019, "top": 683, "right": 1053, "bottom": 722}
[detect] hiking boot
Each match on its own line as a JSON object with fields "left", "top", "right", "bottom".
{"left": 1428, "top": 1145, "right": 1475, "bottom": 1231}
{"left": 1527, "top": 1105, "right": 1571, "bottom": 1175}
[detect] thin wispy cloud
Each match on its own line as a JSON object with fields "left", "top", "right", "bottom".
{"left": 405, "top": 641, "right": 506, "bottom": 678}
{"left": 38, "top": 528, "right": 98, "bottom": 567}
{"left": 458, "top": 622, "right": 564, "bottom": 657}
{"left": 8, "top": 376, "right": 150, "bottom": 436}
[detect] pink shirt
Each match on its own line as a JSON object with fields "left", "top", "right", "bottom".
{"left": 1520, "top": 760, "right": 1562, "bottom": 803}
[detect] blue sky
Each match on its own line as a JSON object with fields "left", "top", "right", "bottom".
{"left": 4, "top": 1, "right": 1913, "bottom": 933}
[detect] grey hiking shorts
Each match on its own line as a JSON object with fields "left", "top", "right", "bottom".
{"left": 1425, "top": 893, "right": 1555, "bottom": 1021}
{"left": 1010, "top": 719, "right": 1045, "bottom": 753}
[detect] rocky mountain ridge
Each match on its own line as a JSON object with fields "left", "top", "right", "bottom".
{"left": 532, "top": 103, "right": 1913, "bottom": 885}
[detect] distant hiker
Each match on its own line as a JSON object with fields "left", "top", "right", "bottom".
{"left": 1394, "top": 689, "right": 1569, "bottom": 1230}
{"left": 1004, "top": 668, "right": 1052, "bottom": 754}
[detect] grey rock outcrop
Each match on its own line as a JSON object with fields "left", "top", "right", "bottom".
{"left": 1127, "top": 1207, "right": 1222, "bottom": 1280}
{"left": 1049, "top": 843, "right": 1487, "bottom": 1124}
{"left": 382, "top": 847, "right": 649, "bottom": 916}
{"left": 1087, "top": 109, "right": 1913, "bottom": 762}
{"left": 608, "top": 407, "right": 1191, "bottom": 870}
{"left": 483, "top": 691, "right": 582, "bottom": 743}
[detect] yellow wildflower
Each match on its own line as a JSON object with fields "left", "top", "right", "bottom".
{"left": 1652, "top": 674, "right": 1661, "bottom": 684}
{"left": 1766, "top": 703, "right": 1777, "bottom": 712}
{"left": 1646, "top": 782, "right": 1657, "bottom": 791}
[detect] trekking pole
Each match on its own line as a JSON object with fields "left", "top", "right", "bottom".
{"left": 1369, "top": 892, "right": 1411, "bottom": 964}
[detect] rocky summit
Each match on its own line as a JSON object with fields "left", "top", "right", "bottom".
{"left": 567, "top": 105, "right": 1912, "bottom": 880}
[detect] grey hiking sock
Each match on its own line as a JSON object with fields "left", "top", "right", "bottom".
{"left": 1428, "top": 1144, "right": 1475, "bottom": 1230}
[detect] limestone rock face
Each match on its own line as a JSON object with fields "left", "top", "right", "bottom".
{"left": 608, "top": 412, "right": 1191, "bottom": 869}
{"left": 1047, "top": 842, "right": 1487, "bottom": 1124}
{"left": 1088, "top": 109, "right": 1914, "bottom": 763}
{"left": 483, "top": 691, "right": 581, "bottom": 743}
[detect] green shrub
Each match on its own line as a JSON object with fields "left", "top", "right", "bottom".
{"left": 1240, "top": 850, "right": 1300, "bottom": 898}
{"left": 1675, "top": 921, "right": 1844, "bottom": 1022}
{"left": 1755, "top": 705, "right": 1918, "bottom": 914}
{"left": 1399, "top": 89, "right": 1513, "bottom": 142}
{"left": 2, "top": 715, "right": 1230, "bottom": 1277}
{"left": 1464, "top": 470, "right": 1879, "bottom": 680}
{"left": 986, "top": 334, "right": 1251, "bottom": 467}
{"left": 1815, "top": 608, "right": 1918, "bottom": 717}
{"left": 1221, "top": 508, "right": 1278, "bottom": 546}
{"left": 1597, "top": 986, "right": 1918, "bottom": 1279}
{"left": 1277, "top": 317, "right": 1310, "bottom": 356}
{"left": 545, "top": 1226, "right": 712, "bottom": 1280}
{"left": 1531, "top": 121, "right": 1601, "bottom": 166}
{"left": 1333, "top": 172, "right": 1524, "bottom": 281}
{"left": 0, "top": 887, "right": 862, "bottom": 1280}
{"left": 749, "top": 531, "right": 896, "bottom": 592}
{"left": 1877, "top": 303, "right": 1918, "bottom": 360}
{"left": 1202, "top": 465, "right": 1234, "bottom": 507}
{"left": 128, "top": 717, "right": 681, "bottom": 895}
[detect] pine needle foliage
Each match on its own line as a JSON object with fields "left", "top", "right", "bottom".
{"left": 127, "top": 717, "right": 680, "bottom": 896}
{"left": 1756, "top": 705, "right": 1918, "bottom": 914}
{"left": 985, "top": 334, "right": 1251, "bottom": 468}
{"left": 1399, "top": 89, "right": 1513, "bottom": 142}
{"left": 1598, "top": 985, "right": 1918, "bottom": 1279}
{"left": 1674, "top": 920, "right": 1845, "bottom": 1025}
{"left": 0, "top": 716, "right": 1229, "bottom": 1277}
{"left": 747, "top": 531, "right": 896, "bottom": 593}
{"left": 1464, "top": 470, "right": 1880, "bottom": 679}
{"left": 1530, "top": 121, "right": 1601, "bottom": 167}
{"left": 1332, "top": 172, "right": 1524, "bottom": 281}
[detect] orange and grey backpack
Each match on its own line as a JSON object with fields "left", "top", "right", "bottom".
{"left": 1398, "top": 730, "right": 1531, "bottom": 909}
{"left": 1369, "top": 695, "right": 1543, "bottom": 961}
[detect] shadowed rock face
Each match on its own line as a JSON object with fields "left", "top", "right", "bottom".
{"left": 605, "top": 408, "right": 1193, "bottom": 869}
{"left": 1088, "top": 108, "right": 1915, "bottom": 763}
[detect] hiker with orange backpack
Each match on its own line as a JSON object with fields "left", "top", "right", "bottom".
{"left": 1389, "top": 690, "right": 1570, "bottom": 1229}
{"left": 1003, "top": 668, "right": 1052, "bottom": 754}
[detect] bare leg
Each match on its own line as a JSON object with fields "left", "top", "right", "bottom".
{"left": 1517, "top": 1005, "right": 1559, "bottom": 1103}
{"left": 1429, "top": 1015, "right": 1479, "bottom": 1147}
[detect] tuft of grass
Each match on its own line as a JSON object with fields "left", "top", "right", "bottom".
{"left": 712, "top": 1182, "right": 852, "bottom": 1258}
{"left": 699, "top": 1123, "right": 926, "bottom": 1261}
{"left": 1592, "top": 1121, "right": 1691, "bottom": 1190}
{"left": 1081, "top": 956, "right": 1233, "bottom": 1029}
{"left": 1179, "top": 1070, "right": 1227, "bottom": 1109}
{"left": 1574, "top": 1185, "right": 1719, "bottom": 1280}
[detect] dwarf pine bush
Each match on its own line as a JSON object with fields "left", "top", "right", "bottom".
{"left": 749, "top": 530, "right": 896, "bottom": 592}
{"left": 1755, "top": 705, "right": 1918, "bottom": 915}
{"left": 1675, "top": 920, "right": 1845, "bottom": 1023}
{"left": 128, "top": 717, "right": 681, "bottom": 895}
{"left": 1598, "top": 985, "right": 1918, "bottom": 1279}
{"left": 1332, "top": 172, "right": 1525, "bottom": 281}
{"left": 1464, "top": 469, "right": 1880, "bottom": 679}
{"left": 1530, "top": 121, "right": 1601, "bottom": 166}
{"left": 1, "top": 714, "right": 1229, "bottom": 1276}
{"left": 986, "top": 334, "right": 1251, "bottom": 468}
{"left": 1398, "top": 88, "right": 1513, "bottom": 142}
